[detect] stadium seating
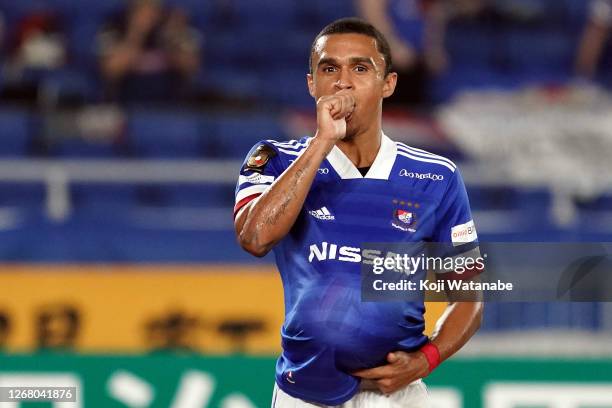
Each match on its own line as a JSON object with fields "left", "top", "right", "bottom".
{"left": 0, "top": 0, "right": 609, "bottom": 335}
{"left": 0, "top": 109, "right": 32, "bottom": 156}
{"left": 127, "top": 110, "right": 207, "bottom": 158}
{"left": 0, "top": 182, "right": 45, "bottom": 208}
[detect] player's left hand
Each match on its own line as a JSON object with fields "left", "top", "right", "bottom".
{"left": 351, "top": 351, "right": 430, "bottom": 395}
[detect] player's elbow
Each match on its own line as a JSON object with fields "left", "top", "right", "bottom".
{"left": 242, "top": 242, "right": 270, "bottom": 258}
{"left": 235, "top": 205, "right": 277, "bottom": 257}
{"left": 237, "top": 231, "right": 272, "bottom": 258}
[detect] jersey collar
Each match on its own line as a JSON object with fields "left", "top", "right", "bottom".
{"left": 326, "top": 132, "right": 397, "bottom": 180}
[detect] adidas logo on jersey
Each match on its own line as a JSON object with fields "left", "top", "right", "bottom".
{"left": 309, "top": 206, "right": 335, "bottom": 220}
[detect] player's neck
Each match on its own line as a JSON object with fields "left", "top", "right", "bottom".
{"left": 336, "top": 128, "right": 382, "bottom": 168}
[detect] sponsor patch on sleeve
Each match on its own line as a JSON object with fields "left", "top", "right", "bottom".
{"left": 245, "top": 144, "right": 276, "bottom": 173}
{"left": 451, "top": 220, "right": 477, "bottom": 246}
{"left": 238, "top": 173, "right": 275, "bottom": 185}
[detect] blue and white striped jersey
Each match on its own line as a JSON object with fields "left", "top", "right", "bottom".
{"left": 235, "top": 134, "right": 478, "bottom": 405}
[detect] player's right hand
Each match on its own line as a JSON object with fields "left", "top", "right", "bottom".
{"left": 315, "top": 90, "right": 356, "bottom": 142}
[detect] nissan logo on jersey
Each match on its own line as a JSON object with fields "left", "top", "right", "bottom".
{"left": 307, "top": 242, "right": 405, "bottom": 269}
{"left": 399, "top": 169, "right": 444, "bottom": 181}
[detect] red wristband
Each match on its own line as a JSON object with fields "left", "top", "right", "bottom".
{"left": 420, "top": 342, "right": 441, "bottom": 373}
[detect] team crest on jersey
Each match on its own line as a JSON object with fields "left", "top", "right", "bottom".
{"left": 395, "top": 209, "right": 414, "bottom": 225}
{"left": 245, "top": 144, "right": 276, "bottom": 173}
{"left": 391, "top": 200, "right": 418, "bottom": 233}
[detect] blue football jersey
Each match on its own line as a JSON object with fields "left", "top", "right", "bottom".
{"left": 234, "top": 134, "right": 478, "bottom": 405}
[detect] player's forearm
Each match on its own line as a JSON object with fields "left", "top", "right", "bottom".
{"left": 575, "top": 22, "right": 609, "bottom": 77}
{"left": 170, "top": 51, "right": 200, "bottom": 75}
{"left": 357, "top": 0, "right": 395, "bottom": 42}
{"left": 424, "top": 2, "right": 446, "bottom": 48}
{"left": 237, "top": 136, "right": 335, "bottom": 256}
{"left": 100, "top": 47, "right": 141, "bottom": 80}
{"left": 423, "top": 3, "right": 447, "bottom": 58}
{"left": 430, "top": 301, "right": 483, "bottom": 362}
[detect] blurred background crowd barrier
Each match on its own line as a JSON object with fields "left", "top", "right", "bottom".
{"left": 0, "top": 0, "right": 611, "bottom": 407}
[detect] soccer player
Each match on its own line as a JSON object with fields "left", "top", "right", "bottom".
{"left": 234, "top": 18, "right": 483, "bottom": 407}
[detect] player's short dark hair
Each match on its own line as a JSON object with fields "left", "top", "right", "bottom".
{"left": 309, "top": 17, "right": 393, "bottom": 77}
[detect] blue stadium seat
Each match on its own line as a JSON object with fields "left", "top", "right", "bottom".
{"left": 43, "top": 68, "right": 98, "bottom": 102}
{"left": 128, "top": 183, "right": 233, "bottom": 208}
{"left": 503, "top": 28, "right": 574, "bottom": 74}
{"left": 560, "top": 0, "right": 589, "bottom": 27}
{"left": 522, "top": 303, "right": 552, "bottom": 329}
{"left": 205, "top": 30, "right": 309, "bottom": 73}
{"left": 446, "top": 24, "right": 496, "bottom": 66}
{"left": 68, "top": 16, "right": 107, "bottom": 69}
{"left": 577, "top": 194, "right": 612, "bottom": 211}
{"left": 161, "top": 184, "right": 235, "bottom": 207}
{"left": 295, "top": 0, "right": 355, "bottom": 28}
{"left": 69, "top": 0, "right": 124, "bottom": 18}
{"left": 469, "top": 187, "right": 552, "bottom": 212}
{"left": 259, "top": 69, "right": 312, "bottom": 108}
{"left": 567, "top": 303, "right": 600, "bottom": 329}
{"left": 221, "top": 0, "right": 297, "bottom": 30}
{"left": 0, "top": 207, "right": 264, "bottom": 261}
{"left": 481, "top": 302, "right": 601, "bottom": 331}
{"left": 204, "top": 33, "right": 244, "bottom": 66}
{"left": 0, "top": 182, "right": 45, "bottom": 208}
{"left": 431, "top": 67, "right": 522, "bottom": 103}
{"left": 164, "top": 0, "right": 215, "bottom": 28}
{"left": 213, "top": 113, "right": 287, "bottom": 158}
{"left": 0, "top": 109, "right": 32, "bottom": 156}
{"left": 71, "top": 183, "right": 138, "bottom": 211}
{"left": 468, "top": 186, "right": 519, "bottom": 211}
{"left": 202, "top": 68, "right": 264, "bottom": 101}
{"left": 127, "top": 110, "right": 207, "bottom": 158}
{"left": 0, "top": 0, "right": 56, "bottom": 21}
{"left": 50, "top": 139, "right": 123, "bottom": 158}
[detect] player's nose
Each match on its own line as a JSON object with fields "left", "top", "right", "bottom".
{"left": 334, "top": 68, "right": 353, "bottom": 90}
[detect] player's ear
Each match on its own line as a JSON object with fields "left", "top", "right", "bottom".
{"left": 382, "top": 72, "right": 398, "bottom": 99}
{"left": 307, "top": 73, "right": 316, "bottom": 98}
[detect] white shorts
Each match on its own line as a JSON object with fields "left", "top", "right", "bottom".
{"left": 271, "top": 380, "right": 430, "bottom": 408}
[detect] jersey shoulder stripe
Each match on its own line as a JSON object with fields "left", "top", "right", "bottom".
{"left": 266, "top": 138, "right": 310, "bottom": 156}
{"left": 276, "top": 147, "right": 305, "bottom": 156}
{"left": 267, "top": 139, "right": 309, "bottom": 149}
{"left": 267, "top": 139, "right": 310, "bottom": 150}
{"left": 396, "top": 142, "right": 456, "bottom": 170}
{"left": 396, "top": 150, "right": 456, "bottom": 172}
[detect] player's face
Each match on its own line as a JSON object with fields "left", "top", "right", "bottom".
{"left": 307, "top": 33, "right": 397, "bottom": 138}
